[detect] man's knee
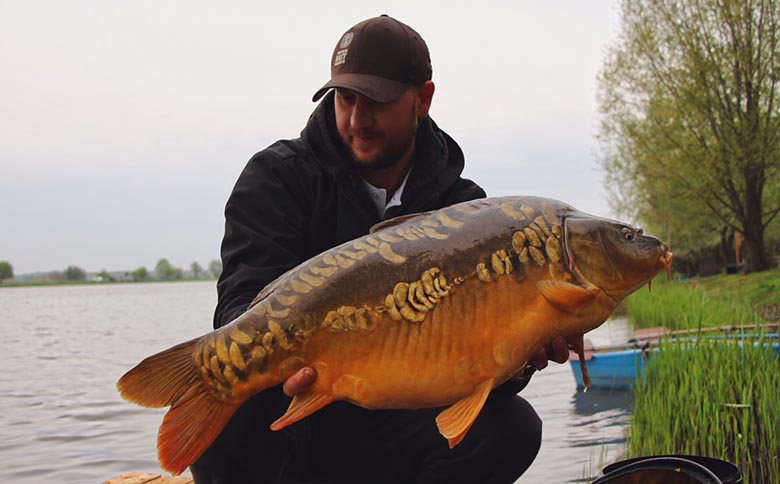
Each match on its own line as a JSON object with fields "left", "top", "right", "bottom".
{"left": 419, "top": 395, "right": 542, "bottom": 484}
{"left": 478, "top": 394, "right": 542, "bottom": 478}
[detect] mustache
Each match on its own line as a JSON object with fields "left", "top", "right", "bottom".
{"left": 351, "top": 129, "right": 382, "bottom": 139}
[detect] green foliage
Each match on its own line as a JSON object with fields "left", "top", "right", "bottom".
{"left": 191, "top": 261, "right": 204, "bottom": 279}
{"left": 96, "top": 269, "right": 115, "bottom": 282}
{"left": 0, "top": 260, "right": 13, "bottom": 281}
{"left": 63, "top": 265, "right": 86, "bottom": 281}
{"left": 129, "top": 267, "right": 149, "bottom": 282}
{"left": 155, "top": 258, "right": 182, "bottom": 280}
{"left": 209, "top": 259, "right": 222, "bottom": 279}
{"left": 624, "top": 270, "right": 779, "bottom": 330}
{"left": 599, "top": 0, "right": 780, "bottom": 272}
{"left": 628, "top": 339, "right": 780, "bottom": 483}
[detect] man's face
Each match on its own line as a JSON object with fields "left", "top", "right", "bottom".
{"left": 334, "top": 87, "right": 421, "bottom": 171}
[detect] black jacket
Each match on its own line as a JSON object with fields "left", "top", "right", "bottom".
{"left": 214, "top": 91, "right": 485, "bottom": 329}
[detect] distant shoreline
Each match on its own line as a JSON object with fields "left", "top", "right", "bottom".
{"left": 0, "top": 278, "right": 217, "bottom": 289}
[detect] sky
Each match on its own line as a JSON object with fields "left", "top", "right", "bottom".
{"left": 1, "top": 1, "right": 621, "bottom": 275}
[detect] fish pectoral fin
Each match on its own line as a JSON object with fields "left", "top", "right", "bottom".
{"left": 270, "top": 392, "right": 335, "bottom": 431}
{"left": 435, "top": 378, "right": 495, "bottom": 448}
{"left": 538, "top": 280, "right": 598, "bottom": 314}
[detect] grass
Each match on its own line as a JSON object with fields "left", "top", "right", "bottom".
{"left": 619, "top": 269, "right": 780, "bottom": 483}
{"left": 622, "top": 269, "right": 780, "bottom": 331}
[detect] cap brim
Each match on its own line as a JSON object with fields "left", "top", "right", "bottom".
{"left": 312, "top": 73, "right": 409, "bottom": 103}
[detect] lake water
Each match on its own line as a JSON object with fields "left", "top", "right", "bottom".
{"left": 0, "top": 282, "right": 634, "bottom": 483}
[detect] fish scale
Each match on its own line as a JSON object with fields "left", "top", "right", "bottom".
{"left": 117, "top": 196, "right": 673, "bottom": 475}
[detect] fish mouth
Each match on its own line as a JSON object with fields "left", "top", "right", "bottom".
{"left": 660, "top": 250, "right": 674, "bottom": 280}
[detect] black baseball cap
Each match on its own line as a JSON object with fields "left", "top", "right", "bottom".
{"left": 312, "top": 15, "right": 432, "bottom": 103}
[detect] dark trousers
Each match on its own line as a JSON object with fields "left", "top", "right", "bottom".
{"left": 191, "top": 385, "right": 542, "bottom": 484}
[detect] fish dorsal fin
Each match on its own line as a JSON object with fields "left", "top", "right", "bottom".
{"left": 435, "top": 378, "right": 495, "bottom": 448}
{"left": 370, "top": 211, "right": 432, "bottom": 233}
{"left": 538, "top": 280, "right": 598, "bottom": 314}
{"left": 270, "top": 392, "right": 335, "bottom": 431}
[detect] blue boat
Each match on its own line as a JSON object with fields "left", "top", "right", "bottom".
{"left": 569, "top": 326, "right": 779, "bottom": 390}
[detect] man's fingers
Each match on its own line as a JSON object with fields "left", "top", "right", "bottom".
{"left": 282, "top": 367, "right": 317, "bottom": 397}
{"left": 529, "top": 348, "right": 548, "bottom": 370}
{"left": 548, "top": 337, "right": 570, "bottom": 364}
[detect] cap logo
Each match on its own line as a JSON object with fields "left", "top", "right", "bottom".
{"left": 339, "top": 32, "right": 354, "bottom": 49}
{"left": 334, "top": 32, "right": 353, "bottom": 67}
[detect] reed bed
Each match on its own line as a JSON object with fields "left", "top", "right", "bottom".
{"left": 627, "top": 336, "right": 780, "bottom": 483}
{"left": 623, "top": 277, "right": 765, "bottom": 331}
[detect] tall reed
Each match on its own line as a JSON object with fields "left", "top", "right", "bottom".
{"left": 627, "top": 337, "right": 780, "bottom": 483}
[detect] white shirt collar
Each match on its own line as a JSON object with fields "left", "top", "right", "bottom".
{"left": 362, "top": 167, "right": 413, "bottom": 219}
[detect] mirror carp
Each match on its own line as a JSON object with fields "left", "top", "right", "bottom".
{"left": 118, "top": 196, "right": 673, "bottom": 475}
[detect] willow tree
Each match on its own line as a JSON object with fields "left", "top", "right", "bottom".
{"left": 599, "top": 0, "right": 780, "bottom": 272}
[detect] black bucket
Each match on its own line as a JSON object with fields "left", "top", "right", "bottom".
{"left": 591, "top": 455, "right": 743, "bottom": 484}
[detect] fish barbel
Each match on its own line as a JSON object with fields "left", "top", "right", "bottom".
{"left": 117, "top": 196, "right": 673, "bottom": 474}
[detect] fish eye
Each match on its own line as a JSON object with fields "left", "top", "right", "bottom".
{"left": 622, "top": 227, "right": 635, "bottom": 241}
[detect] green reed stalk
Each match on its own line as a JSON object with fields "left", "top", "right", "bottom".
{"left": 626, "top": 337, "right": 780, "bottom": 483}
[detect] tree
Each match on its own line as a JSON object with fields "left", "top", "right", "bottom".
{"left": 209, "top": 259, "right": 223, "bottom": 279}
{"left": 64, "top": 265, "right": 86, "bottom": 281}
{"left": 0, "top": 260, "right": 13, "bottom": 282}
{"left": 131, "top": 266, "right": 149, "bottom": 282}
{"left": 598, "top": 0, "right": 780, "bottom": 272}
{"left": 191, "top": 261, "right": 204, "bottom": 279}
{"left": 155, "top": 258, "right": 183, "bottom": 280}
{"left": 96, "top": 269, "right": 116, "bottom": 282}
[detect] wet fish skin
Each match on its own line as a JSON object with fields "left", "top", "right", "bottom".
{"left": 117, "top": 196, "right": 672, "bottom": 475}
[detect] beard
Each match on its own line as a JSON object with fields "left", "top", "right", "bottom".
{"left": 342, "top": 104, "right": 418, "bottom": 172}
{"left": 346, "top": 131, "right": 416, "bottom": 171}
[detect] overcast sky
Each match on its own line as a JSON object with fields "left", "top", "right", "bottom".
{"left": 1, "top": 1, "right": 621, "bottom": 275}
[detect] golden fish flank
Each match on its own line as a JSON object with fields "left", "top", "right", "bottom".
{"left": 476, "top": 263, "right": 491, "bottom": 283}
{"left": 384, "top": 268, "right": 454, "bottom": 323}
{"left": 353, "top": 240, "right": 378, "bottom": 254}
{"left": 229, "top": 326, "right": 254, "bottom": 346}
{"left": 512, "top": 231, "right": 527, "bottom": 254}
{"left": 435, "top": 211, "right": 465, "bottom": 228}
{"left": 298, "top": 271, "right": 326, "bottom": 287}
{"left": 274, "top": 292, "right": 300, "bottom": 306}
{"left": 491, "top": 250, "right": 513, "bottom": 275}
{"left": 322, "top": 305, "right": 372, "bottom": 333}
{"left": 533, "top": 217, "right": 552, "bottom": 237}
{"left": 500, "top": 201, "right": 528, "bottom": 222}
{"left": 545, "top": 235, "right": 562, "bottom": 263}
{"left": 378, "top": 242, "right": 406, "bottom": 264}
{"left": 523, "top": 226, "right": 543, "bottom": 248}
{"left": 520, "top": 204, "right": 536, "bottom": 219}
{"left": 229, "top": 342, "right": 247, "bottom": 371}
{"left": 265, "top": 303, "right": 291, "bottom": 319}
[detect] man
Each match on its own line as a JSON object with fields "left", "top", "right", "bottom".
{"left": 193, "top": 15, "right": 568, "bottom": 484}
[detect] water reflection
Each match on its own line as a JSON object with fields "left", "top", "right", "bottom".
{"left": 521, "top": 318, "right": 635, "bottom": 483}
{"left": 572, "top": 388, "right": 633, "bottom": 417}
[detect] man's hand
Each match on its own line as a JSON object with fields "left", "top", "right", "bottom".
{"left": 282, "top": 367, "right": 317, "bottom": 397}
{"left": 527, "top": 335, "right": 571, "bottom": 370}
{"left": 509, "top": 336, "right": 573, "bottom": 382}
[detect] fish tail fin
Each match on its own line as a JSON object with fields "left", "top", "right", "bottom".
{"left": 117, "top": 338, "right": 202, "bottom": 408}
{"left": 117, "top": 338, "right": 240, "bottom": 475}
{"left": 157, "top": 384, "right": 240, "bottom": 475}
